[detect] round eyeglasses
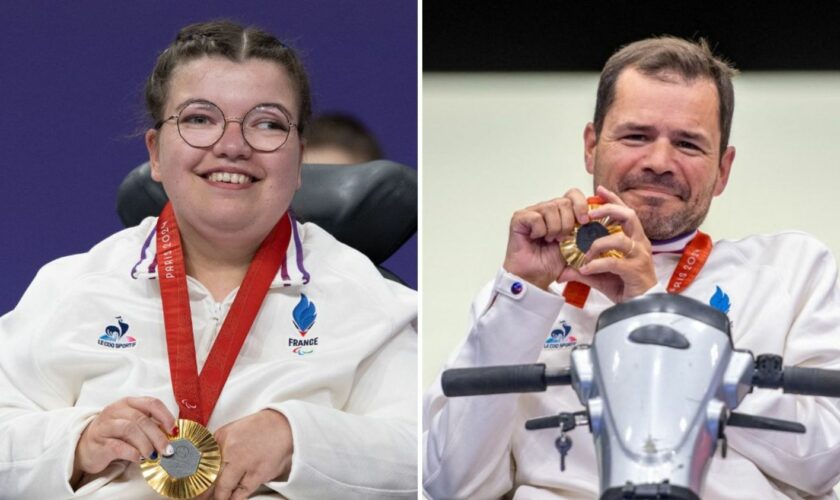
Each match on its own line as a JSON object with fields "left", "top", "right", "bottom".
{"left": 155, "top": 100, "right": 298, "bottom": 152}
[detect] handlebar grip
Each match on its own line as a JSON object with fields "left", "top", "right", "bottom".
{"left": 783, "top": 366, "right": 840, "bottom": 398}
{"left": 442, "top": 363, "right": 549, "bottom": 397}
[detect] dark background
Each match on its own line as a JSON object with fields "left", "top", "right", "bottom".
{"left": 0, "top": 1, "right": 417, "bottom": 314}
{"left": 424, "top": 1, "right": 840, "bottom": 71}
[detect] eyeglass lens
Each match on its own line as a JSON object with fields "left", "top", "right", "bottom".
{"left": 176, "top": 101, "right": 292, "bottom": 151}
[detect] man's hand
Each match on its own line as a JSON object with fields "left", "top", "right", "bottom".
{"left": 208, "top": 409, "right": 294, "bottom": 500}
{"left": 503, "top": 189, "right": 591, "bottom": 290}
{"left": 72, "top": 397, "right": 176, "bottom": 487}
{"left": 558, "top": 186, "right": 657, "bottom": 302}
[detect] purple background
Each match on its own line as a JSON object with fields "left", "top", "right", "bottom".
{"left": 0, "top": 1, "right": 418, "bottom": 314}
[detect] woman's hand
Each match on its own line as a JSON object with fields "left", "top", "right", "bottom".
{"left": 208, "top": 409, "right": 294, "bottom": 500}
{"left": 71, "top": 397, "right": 176, "bottom": 487}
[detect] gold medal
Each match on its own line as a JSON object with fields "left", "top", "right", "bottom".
{"left": 140, "top": 419, "right": 222, "bottom": 499}
{"left": 560, "top": 196, "right": 624, "bottom": 268}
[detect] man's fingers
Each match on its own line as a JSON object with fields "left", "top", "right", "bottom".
{"left": 586, "top": 234, "right": 641, "bottom": 261}
{"left": 588, "top": 203, "right": 643, "bottom": 238}
{"left": 515, "top": 197, "right": 585, "bottom": 242}
{"left": 559, "top": 203, "right": 576, "bottom": 240}
{"left": 511, "top": 209, "right": 548, "bottom": 240}
{"left": 579, "top": 234, "right": 626, "bottom": 272}
{"left": 590, "top": 186, "right": 648, "bottom": 243}
{"left": 578, "top": 256, "right": 618, "bottom": 277}
{"left": 563, "top": 189, "right": 591, "bottom": 224}
{"left": 595, "top": 185, "right": 626, "bottom": 207}
{"left": 556, "top": 266, "right": 583, "bottom": 284}
{"left": 536, "top": 204, "right": 564, "bottom": 242}
{"left": 579, "top": 245, "right": 642, "bottom": 278}
{"left": 557, "top": 267, "right": 614, "bottom": 302}
{"left": 512, "top": 191, "right": 598, "bottom": 243}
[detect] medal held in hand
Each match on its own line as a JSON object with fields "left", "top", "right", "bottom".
{"left": 560, "top": 196, "right": 624, "bottom": 268}
{"left": 140, "top": 419, "right": 221, "bottom": 498}
{"left": 142, "top": 203, "right": 292, "bottom": 498}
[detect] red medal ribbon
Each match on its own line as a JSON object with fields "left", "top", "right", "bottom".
{"left": 665, "top": 231, "right": 712, "bottom": 293}
{"left": 562, "top": 281, "right": 591, "bottom": 308}
{"left": 562, "top": 230, "right": 713, "bottom": 308}
{"left": 156, "top": 202, "right": 292, "bottom": 424}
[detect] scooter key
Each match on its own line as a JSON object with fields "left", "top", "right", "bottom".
{"left": 555, "top": 434, "right": 572, "bottom": 472}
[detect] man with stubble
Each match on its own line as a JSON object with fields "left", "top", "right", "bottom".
{"left": 425, "top": 37, "right": 840, "bottom": 499}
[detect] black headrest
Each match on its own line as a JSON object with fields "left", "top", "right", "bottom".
{"left": 116, "top": 160, "right": 417, "bottom": 265}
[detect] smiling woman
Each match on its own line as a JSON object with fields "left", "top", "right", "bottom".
{"left": 0, "top": 1, "right": 418, "bottom": 315}
{"left": 146, "top": 56, "right": 306, "bottom": 300}
{"left": 0, "top": 20, "right": 417, "bottom": 500}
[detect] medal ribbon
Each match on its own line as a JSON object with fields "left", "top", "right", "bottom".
{"left": 156, "top": 202, "right": 291, "bottom": 424}
{"left": 665, "top": 231, "right": 712, "bottom": 293}
{"left": 562, "top": 230, "right": 713, "bottom": 308}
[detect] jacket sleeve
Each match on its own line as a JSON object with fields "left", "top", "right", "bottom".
{"left": 0, "top": 261, "right": 122, "bottom": 500}
{"left": 726, "top": 237, "right": 840, "bottom": 496}
{"left": 423, "top": 270, "right": 565, "bottom": 499}
{"left": 267, "top": 317, "right": 418, "bottom": 499}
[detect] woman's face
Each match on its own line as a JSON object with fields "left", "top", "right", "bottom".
{"left": 145, "top": 56, "right": 304, "bottom": 243}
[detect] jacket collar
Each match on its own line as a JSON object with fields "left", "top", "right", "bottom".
{"left": 129, "top": 213, "right": 310, "bottom": 288}
{"left": 651, "top": 230, "right": 699, "bottom": 254}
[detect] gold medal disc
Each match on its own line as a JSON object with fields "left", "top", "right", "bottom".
{"left": 140, "top": 419, "right": 222, "bottom": 499}
{"left": 560, "top": 199, "right": 624, "bottom": 268}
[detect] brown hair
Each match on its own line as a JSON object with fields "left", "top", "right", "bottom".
{"left": 593, "top": 36, "right": 738, "bottom": 153}
{"left": 145, "top": 20, "right": 312, "bottom": 132}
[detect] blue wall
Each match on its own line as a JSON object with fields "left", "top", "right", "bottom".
{"left": 0, "top": 1, "right": 417, "bottom": 313}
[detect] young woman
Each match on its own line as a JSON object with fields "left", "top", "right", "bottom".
{"left": 0, "top": 21, "right": 416, "bottom": 499}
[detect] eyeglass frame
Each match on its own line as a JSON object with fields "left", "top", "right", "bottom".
{"left": 154, "top": 99, "right": 299, "bottom": 152}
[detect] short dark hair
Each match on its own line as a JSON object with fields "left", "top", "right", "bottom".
{"left": 593, "top": 36, "right": 738, "bottom": 153}
{"left": 303, "top": 113, "right": 383, "bottom": 162}
{"left": 145, "top": 20, "right": 312, "bottom": 133}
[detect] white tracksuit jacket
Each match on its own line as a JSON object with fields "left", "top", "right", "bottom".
{"left": 424, "top": 231, "right": 840, "bottom": 499}
{"left": 0, "top": 217, "right": 417, "bottom": 499}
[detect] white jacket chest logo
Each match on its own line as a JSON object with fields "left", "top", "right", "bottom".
{"left": 97, "top": 316, "right": 137, "bottom": 349}
{"left": 544, "top": 320, "right": 577, "bottom": 349}
{"left": 710, "top": 286, "right": 731, "bottom": 314}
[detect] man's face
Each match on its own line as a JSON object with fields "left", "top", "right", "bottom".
{"left": 584, "top": 67, "right": 735, "bottom": 240}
